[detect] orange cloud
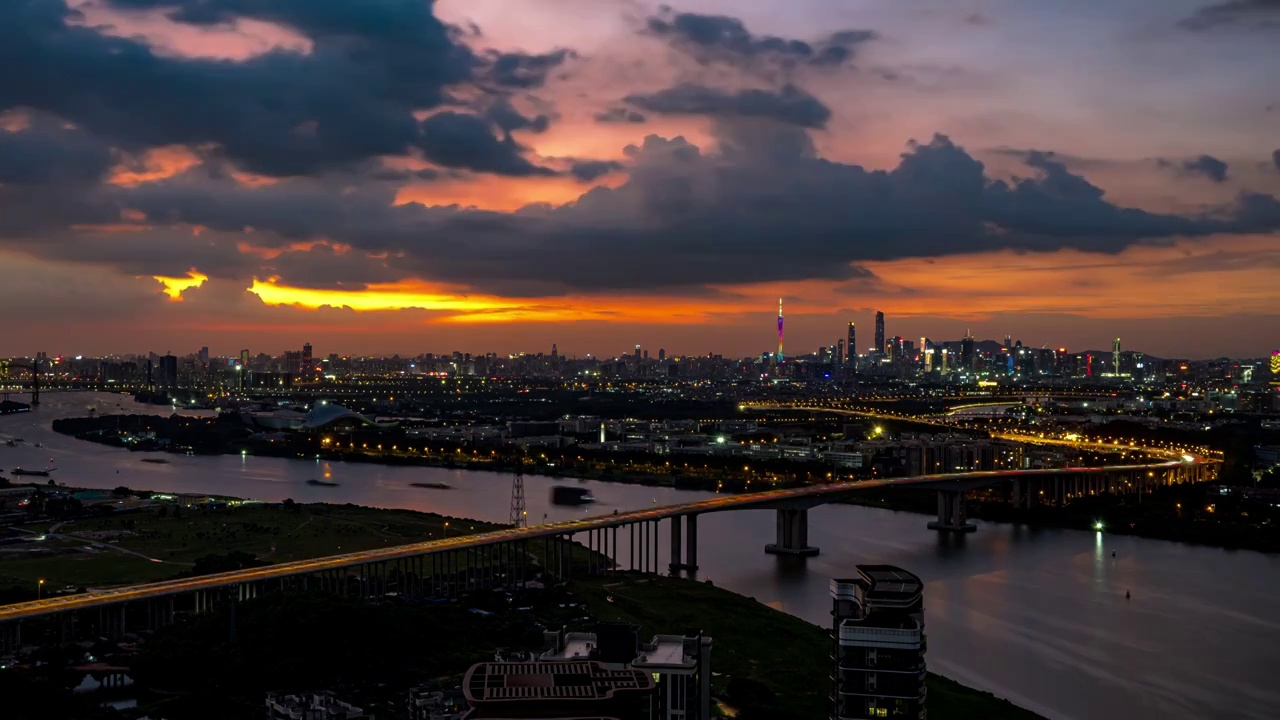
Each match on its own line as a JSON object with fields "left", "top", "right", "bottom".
{"left": 247, "top": 278, "right": 722, "bottom": 324}
{"left": 153, "top": 270, "right": 210, "bottom": 301}
{"left": 69, "top": 1, "right": 313, "bottom": 61}
{"left": 236, "top": 240, "right": 347, "bottom": 259}
{"left": 109, "top": 146, "right": 202, "bottom": 187}
{"left": 395, "top": 174, "right": 624, "bottom": 212}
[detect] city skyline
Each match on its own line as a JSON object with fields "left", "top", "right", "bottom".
{"left": 2, "top": 1, "right": 1279, "bottom": 358}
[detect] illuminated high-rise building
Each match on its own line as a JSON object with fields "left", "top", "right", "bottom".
{"left": 874, "top": 312, "right": 884, "bottom": 356}
{"left": 836, "top": 339, "right": 846, "bottom": 367}
{"left": 1270, "top": 351, "right": 1280, "bottom": 377}
{"left": 777, "top": 298, "right": 784, "bottom": 363}
{"left": 1113, "top": 338, "right": 1121, "bottom": 376}
{"left": 847, "top": 322, "right": 856, "bottom": 365}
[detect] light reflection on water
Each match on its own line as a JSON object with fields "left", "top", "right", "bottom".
{"left": 2, "top": 393, "right": 1278, "bottom": 720}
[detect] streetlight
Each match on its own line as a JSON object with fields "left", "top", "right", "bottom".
{"left": 37, "top": 578, "right": 45, "bottom": 600}
{"left": 443, "top": 521, "right": 450, "bottom": 538}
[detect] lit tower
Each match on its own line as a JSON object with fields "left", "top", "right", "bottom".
{"left": 1112, "top": 338, "right": 1121, "bottom": 376}
{"left": 777, "top": 297, "right": 784, "bottom": 363}
{"left": 509, "top": 457, "right": 527, "bottom": 528}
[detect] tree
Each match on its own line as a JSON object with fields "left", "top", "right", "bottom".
{"left": 112, "top": 486, "right": 132, "bottom": 497}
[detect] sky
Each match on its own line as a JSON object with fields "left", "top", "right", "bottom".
{"left": 1, "top": 0, "right": 1279, "bottom": 360}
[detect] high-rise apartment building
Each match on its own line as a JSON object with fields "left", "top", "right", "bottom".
{"left": 831, "top": 566, "right": 927, "bottom": 720}
{"left": 847, "top": 322, "right": 857, "bottom": 364}
{"left": 874, "top": 312, "right": 885, "bottom": 356}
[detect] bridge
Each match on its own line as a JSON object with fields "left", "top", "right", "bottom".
{"left": 0, "top": 449, "right": 1215, "bottom": 647}
{"left": 0, "top": 358, "right": 39, "bottom": 405}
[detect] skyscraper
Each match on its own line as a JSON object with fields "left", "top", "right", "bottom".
{"left": 831, "top": 566, "right": 927, "bottom": 720}
{"left": 1270, "top": 351, "right": 1279, "bottom": 377}
{"left": 777, "top": 297, "right": 784, "bottom": 363}
{"left": 874, "top": 312, "right": 885, "bottom": 355}
{"left": 961, "top": 330, "right": 975, "bottom": 370}
{"left": 846, "top": 322, "right": 856, "bottom": 364}
{"left": 1113, "top": 338, "right": 1121, "bottom": 376}
{"left": 836, "top": 339, "right": 845, "bottom": 367}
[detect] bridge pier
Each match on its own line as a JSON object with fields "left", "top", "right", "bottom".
{"left": 667, "top": 514, "right": 700, "bottom": 573}
{"left": 765, "top": 508, "right": 820, "bottom": 557}
{"left": 928, "top": 490, "right": 976, "bottom": 533}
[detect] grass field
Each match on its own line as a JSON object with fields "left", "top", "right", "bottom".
{"left": 0, "top": 503, "right": 503, "bottom": 589}
{"left": 570, "top": 575, "right": 1044, "bottom": 720}
{"left": 0, "top": 502, "right": 612, "bottom": 592}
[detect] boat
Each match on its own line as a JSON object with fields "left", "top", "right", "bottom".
{"left": 306, "top": 479, "right": 339, "bottom": 487}
{"left": 409, "top": 481, "right": 452, "bottom": 490}
{"left": 12, "top": 468, "right": 52, "bottom": 477}
{"left": 4, "top": 440, "right": 14, "bottom": 447}
{"left": 551, "top": 486, "right": 595, "bottom": 506}
{"left": 140, "top": 458, "right": 170, "bottom": 464}
{"left": 34, "top": 442, "right": 42, "bottom": 448}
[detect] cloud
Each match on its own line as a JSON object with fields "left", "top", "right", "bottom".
{"left": 1182, "top": 154, "right": 1230, "bottom": 182}
{"left": 482, "top": 49, "right": 575, "bottom": 88}
{"left": 1178, "top": 0, "right": 1280, "bottom": 30}
{"left": 2, "top": 0, "right": 556, "bottom": 178}
{"left": 595, "top": 107, "right": 647, "bottom": 124}
{"left": 645, "top": 10, "right": 876, "bottom": 68}
{"left": 0, "top": 122, "right": 116, "bottom": 185}
{"left": 569, "top": 160, "right": 624, "bottom": 182}
{"left": 416, "top": 112, "right": 555, "bottom": 176}
{"left": 6, "top": 124, "right": 1280, "bottom": 297}
{"left": 624, "top": 84, "right": 831, "bottom": 128}
{"left": 1155, "top": 154, "right": 1231, "bottom": 182}
{"left": 484, "top": 99, "right": 551, "bottom": 135}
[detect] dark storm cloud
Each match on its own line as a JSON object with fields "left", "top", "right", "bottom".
{"left": 594, "top": 107, "right": 648, "bottom": 124}
{"left": 624, "top": 84, "right": 831, "bottom": 128}
{"left": 569, "top": 160, "right": 624, "bottom": 182}
{"left": 484, "top": 99, "right": 551, "bottom": 135}
{"left": 1, "top": 0, "right": 555, "bottom": 178}
{"left": 1178, "top": 0, "right": 1280, "bottom": 30}
{"left": 7, "top": 129, "right": 1280, "bottom": 295}
{"left": 645, "top": 9, "right": 877, "bottom": 67}
{"left": 1182, "top": 155, "right": 1230, "bottom": 182}
{"left": 417, "top": 113, "right": 555, "bottom": 176}
{"left": 482, "top": 49, "right": 575, "bottom": 89}
{"left": 1155, "top": 154, "right": 1231, "bottom": 182}
{"left": 0, "top": 123, "right": 115, "bottom": 185}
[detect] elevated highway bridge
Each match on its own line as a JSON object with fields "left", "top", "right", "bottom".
{"left": 0, "top": 448, "right": 1215, "bottom": 645}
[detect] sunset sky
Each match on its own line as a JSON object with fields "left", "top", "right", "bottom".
{"left": 2, "top": 0, "right": 1278, "bottom": 359}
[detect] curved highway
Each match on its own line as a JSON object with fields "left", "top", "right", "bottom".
{"left": 0, "top": 453, "right": 1209, "bottom": 623}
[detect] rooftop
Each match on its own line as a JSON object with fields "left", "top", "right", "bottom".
{"left": 463, "top": 661, "right": 654, "bottom": 705}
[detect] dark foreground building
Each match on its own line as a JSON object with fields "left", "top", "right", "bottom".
{"left": 463, "top": 660, "right": 653, "bottom": 718}
{"left": 460, "top": 622, "right": 711, "bottom": 720}
{"left": 831, "top": 566, "right": 927, "bottom": 720}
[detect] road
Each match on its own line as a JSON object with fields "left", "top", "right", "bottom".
{"left": 0, "top": 456, "right": 1205, "bottom": 624}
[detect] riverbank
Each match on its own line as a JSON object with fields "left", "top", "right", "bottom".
{"left": 842, "top": 483, "right": 1280, "bottom": 554}
{"left": 575, "top": 574, "right": 1043, "bottom": 720}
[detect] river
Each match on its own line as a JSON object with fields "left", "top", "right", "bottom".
{"left": 2, "top": 392, "right": 1276, "bottom": 720}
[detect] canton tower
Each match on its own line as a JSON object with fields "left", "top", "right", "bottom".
{"left": 777, "top": 297, "right": 784, "bottom": 363}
